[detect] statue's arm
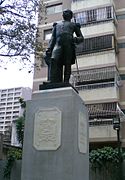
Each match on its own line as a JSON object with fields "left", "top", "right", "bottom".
{"left": 47, "top": 23, "right": 57, "bottom": 52}
{"left": 74, "top": 23, "right": 84, "bottom": 44}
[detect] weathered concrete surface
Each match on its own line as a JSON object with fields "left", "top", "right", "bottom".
{"left": 21, "top": 87, "right": 89, "bottom": 180}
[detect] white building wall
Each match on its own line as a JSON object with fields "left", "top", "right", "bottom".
{"left": 79, "top": 86, "right": 119, "bottom": 104}
{"left": 72, "top": 50, "right": 118, "bottom": 70}
{"left": 81, "top": 22, "right": 116, "bottom": 38}
{"left": 71, "top": 0, "right": 114, "bottom": 11}
{"left": 89, "top": 125, "right": 117, "bottom": 141}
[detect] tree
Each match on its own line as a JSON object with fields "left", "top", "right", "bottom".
{"left": 16, "top": 98, "right": 26, "bottom": 146}
{"left": 16, "top": 116, "right": 25, "bottom": 146}
{"left": 0, "top": 0, "right": 46, "bottom": 69}
{"left": 4, "top": 148, "right": 22, "bottom": 179}
{"left": 4, "top": 98, "right": 26, "bottom": 178}
{"left": 89, "top": 147, "right": 125, "bottom": 180}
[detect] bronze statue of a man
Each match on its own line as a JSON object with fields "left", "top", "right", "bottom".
{"left": 45, "top": 9, "right": 84, "bottom": 83}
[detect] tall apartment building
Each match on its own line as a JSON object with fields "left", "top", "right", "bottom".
{"left": 0, "top": 87, "right": 32, "bottom": 135}
{"left": 33, "top": 0, "right": 125, "bottom": 148}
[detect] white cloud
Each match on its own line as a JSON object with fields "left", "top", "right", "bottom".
{"left": 0, "top": 63, "right": 33, "bottom": 89}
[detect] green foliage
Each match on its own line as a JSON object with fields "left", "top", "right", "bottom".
{"left": 89, "top": 146, "right": 125, "bottom": 170}
{"left": 89, "top": 147, "right": 125, "bottom": 180}
{"left": 19, "top": 97, "right": 26, "bottom": 117}
{"left": 0, "top": 0, "right": 38, "bottom": 59}
{"left": 19, "top": 97, "right": 26, "bottom": 109}
{"left": 15, "top": 98, "right": 26, "bottom": 146}
{"left": 3, "top": 98, "right": 26, "bottom": 179}
{"left": 16, "top": 116, "right": 25, "bottom": 146}
{"left": 4, "top": 148, "right": 22, "bottom": 179}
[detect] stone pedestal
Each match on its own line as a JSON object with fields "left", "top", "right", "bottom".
{"left": 21, "top": 87, "right": 89, "bottom": 180}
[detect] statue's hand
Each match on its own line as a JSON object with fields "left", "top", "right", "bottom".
{"left": 73, "top": 37, "right": 84, "bottom": 44}
{"left": 44, "top": 48, "right": 52, "bottom": 66}
{"left": 73, "top": 37, "right": 78, "bottom": 44}
{"left": 46, "top": 48, "right": 52, "bottom": 56}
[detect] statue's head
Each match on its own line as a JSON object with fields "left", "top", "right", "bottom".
{"left": 63, "top": 9, "right": 73, "bottom": 21}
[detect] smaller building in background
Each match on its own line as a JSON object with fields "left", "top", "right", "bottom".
{"left": 0, "top": 87, "right": 32, "bottom": 146}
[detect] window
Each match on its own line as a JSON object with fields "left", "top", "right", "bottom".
{"left": 44, "top": 29, "right": 52, "bottom": 40}
{"left": 0, "top": 122, "right": 4, "bottom": 124}
{"left": 7, "top": 97, "right": 13, "bottom": 101}
{"left": 13, "top": 106, "right": 19, "bottom": 109}
{"left": 13, "top": 116, "right": 18, "bottom": 119}
{"left": 8, "top": 93, "right": 13, "bottom": 97}
{"left": 2, "top": 90, "right": 7, "bottom": 93}
{"left": 7, "top": 102, "right": 12, "bottom": 106}
{"left": 47, "top": 4, "right": 62, "bottom": 15}
{"left": 8, "top": 88, "right": 14, "bottom": 92}
{"left": 5, "top": 126, "right": 10, "bottom": 129}
{"left": 6, "top": 107, "right": 12, "bottom": 110}
{"left": 14, "top": 102, "right": 19, "bottom": 105}
{"left": 14, "top": 97, "right": 20, "bottom": 100}
{"left": 15, "top": 88, "right": 21, "bottom": 91}
{"left": 87, "top": 9, "right": 97, "bottom": 22}
{"left": 1, "top": 94, "right": 6, "bottom": 97}
{"left": 6, "top": 116, "right": 11, "bottom": 119}
{"left": 0, "top": 108, "right": 5, "bottom": 111}
{"left": 1, "top": 98, "right": 6, "bottom": 102}
{"left": 0, "top": 112, "right": 5, "bottom": 115}
{"left": 13, "top": 111, "right": 19, "bottom": 114}
{"left": 76, "top": 34, "right": 114, "bottom": 56}
{"left": 5, "top": 121, "right": 11, "bottom": 124}
{"left": 0, "top": 117, "right": 4, "bottom": 119}
{"left": 14, "top": 92, "right": 20, "bottom": 96}
{"left": 106, "top": 6, "right": 113, "bottom": 19}
{"left": 6, "top": 112, "right": 11, "bottom": 115}
{"left": 0, "top": 103, "right": 6, "bottom": 106}
{"left": 74, "top": 11, "right": 87, "bottom": 24}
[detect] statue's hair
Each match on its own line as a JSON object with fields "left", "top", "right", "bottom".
{"left": 63, "top": 9, "right": 73, "bottom": 20}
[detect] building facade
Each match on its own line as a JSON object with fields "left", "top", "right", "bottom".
{"left": 33, "top": 0, "right": 125, "bottom": 148}
{"left": 0, "top": 87, "right": 31, "bottom": 145}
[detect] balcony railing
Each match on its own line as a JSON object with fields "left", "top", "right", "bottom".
{"left": 72, "top": 66, "right": 118, "bottom": 85}
{"left": 89, "top": 119, "right": 113, "bottom": 126}
{"left": 76, "top": 34, "right": 115, "bottom": 56}
{"left": 87, "top": 102, "right": 122, "bottom": 126}
{"left": 76, "top": 81, "right": 116, "bottom": 91}
{"left": 73, "top": 6, "right": 115, "bottom": 26}
{"left": 75, "top": 81, "right": 119, "bottom": 104}
{"left": 87, "top": 102, "right": 118, "bottom": 120}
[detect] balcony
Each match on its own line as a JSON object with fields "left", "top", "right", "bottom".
{"left": 73, "top": 6, "right": 115, "bottom": 26}
{"left": 72, "top": 50, "right": 118, "bottom": 69}
{"left": 71, "top": 0, "right": 114, "bottom": 11}
{"left": 81, "top": 22, "right": 116, "bottom": 39}
{"left": 87, "top": 102, "right": 118, "bottom": 120}
{"left": 76, "top": 34, "right": 116, "bottom": 56}
{"left": 72, "top": 66, "right": 119, "bottom": 85}
{"left": 76, "top": 82, "right": 119, "bottom": 104}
